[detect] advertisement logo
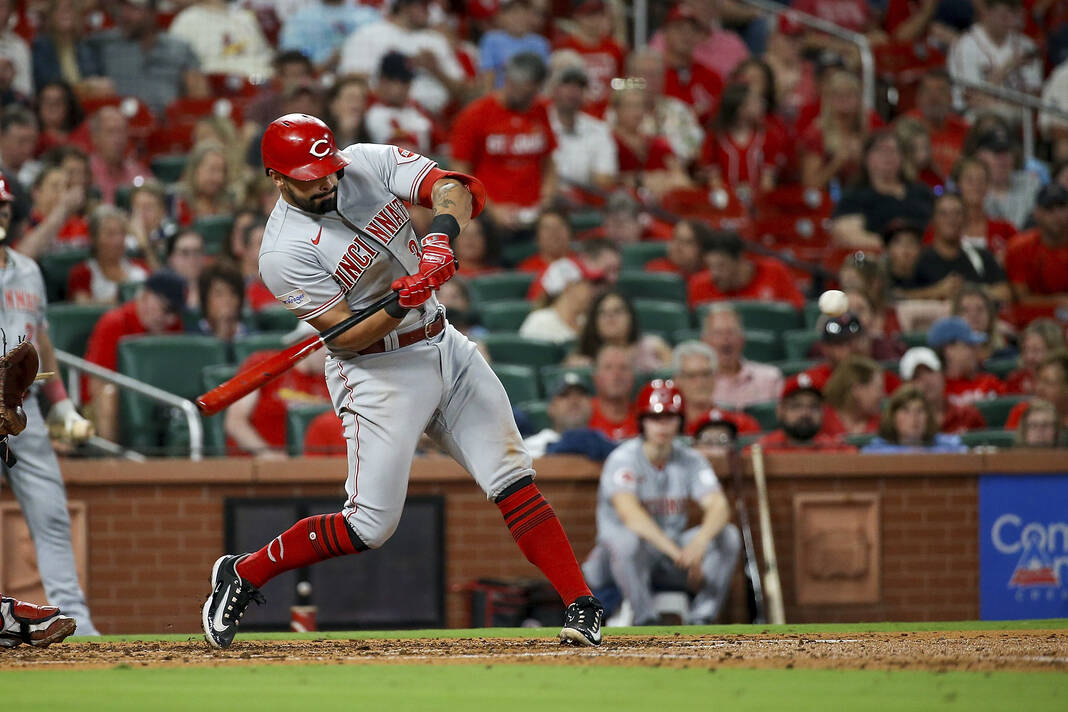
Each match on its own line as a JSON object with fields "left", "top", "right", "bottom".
{"left": 990, "top": 514, "right": 1063, "bottom": 587}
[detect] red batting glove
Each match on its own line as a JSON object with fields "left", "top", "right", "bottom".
{"left": 390, "top": 274, "right": 433, "bottom": 308}
{"left": 418, "top": 234, "right": 456, "bottom": 290}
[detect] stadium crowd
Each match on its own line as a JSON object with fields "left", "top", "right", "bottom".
{"left": 0, "top": 0, "right": 1065, "bottom": 458}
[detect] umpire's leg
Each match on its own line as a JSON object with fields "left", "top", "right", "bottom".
{"left": 2, "top": 400, "right": 98, "bottom": 634}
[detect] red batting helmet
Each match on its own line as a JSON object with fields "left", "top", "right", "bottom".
{"left": 636, "top": 379, "right": 684, "bottom": 417}
{"left": 261, "top": 113, "right": 350, "bottom": 181}
{"left": 0, "top": 172, "right": 14, "bottom": 203}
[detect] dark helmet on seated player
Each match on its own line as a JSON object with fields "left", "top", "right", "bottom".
{"left": 636, "top": 379, "right": 684, "bottom": 436}
{"left": 261, "top": 113, "right": 350, "bottom": 181}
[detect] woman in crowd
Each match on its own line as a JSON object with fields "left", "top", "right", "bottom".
{"left": 611, "top": 86, "right": 691, "bottom": 196}
{"left": 16, "top": 163, "right": 88, "bottom": 258}
{"left": 894, "top": 117, "right": 943, "bottom": 190}
{"left": 951, "top": 284, "right": 1014, "bottom": 361}
{"left": 881, "top": 219, "right": 925, "bottom": 294}
{"left": 862, "top": 386, "right": 968, "bottom": 453}
{"left": 453, "top": 219, "right": 500, "bottom": 278}
{"left": 838, "top": 250, "right": 902, "bottom": 337}
{"left": 1014, "top": 400, "right": 1062, "bottom": 448}
{"left": 842, "top": 288, "right": 906, "bottom": 360}
{"left": 66, "top": 205, "right": 148, "bottom": 304}
{"left": 830, "top": 130, "right": 935, "bottom": 249}
{"left": 164, "top": 229, "right": 205, "bottom": 311}
{"left": 822, "top": 355, "right": 886, "bottom": 436}
{"left": 572, "top": 290, "right": 670, "bottom": 371}
{"left": 701, "top": 81, "right": 785, "bottom": 201}
{"left": 947, "top": 156, "right": 1017, "bottom": 260}
{"left": 517, "top": 210, "right": 573, "bottom": 274}
{"left": 34, "top": 80, "right": 83, "bottom": 156}
{"left": 323, "top": 76, "right": 371, "bottom": 148}
{"left": 645, "top": 219, "right": 706, "bottom": 281}
{"left": 127, "top": 179, "right": 173, "bottom": 269}
{"left": 1005, "top": 319, "right": 1066, "bottom": 394}
{"left": 173, "top": 142, "right": 234, "bottom": 226}
{"left": 193, "top": 115, "right": 250, "bottom": 188}
{"left": 519, "top": 258, "right": 595, "bottom": 344}
{"left": 30, "top": 0, "right": 102, "bottom": 91}
{"left": 197, "top": 262, "right": 247, "bottom": 344}
{"left": 800, "top": 68, "right": 876, "bottom": 190}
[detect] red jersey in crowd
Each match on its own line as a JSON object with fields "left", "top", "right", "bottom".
{"left": 82, "top": 300, "right": 184, "bottom": 401}
{"left": 700, "top": 125, "right": 788, "bottom": 195}
{"left": 614, "top": 134, "right": 675, "bottom": 173}
{"left": 687, "top": 256, "right": 805, "bottom": 308}
{"left": 230, "top": 350, "right": 331, "bottom": 452}
{"left": 26, "top": 211, "right": 89, "bottom": 250}
{"left": 791, "top": 0, "right": 872, "bottom": 33}
{"left": 819, "top": 407, "right": 880, "bottom": 438}
{"left": 753, "top": 429, "right": 857, "bottom": 452}
{"left": 554, "top": 34, "right": 625, "bottom": 117}
{"left": 449, "top": 93, "right": 557, "bottom": 208}
{"left": 588, "top": 398, "right": 639, "bottom": 441}
{"left": 1005, "top": 229, "right": 1068, "bottom": 296}
{"left": 1004, "top": 368, "right": 1033, "bottom": 395}
{"left": 944, "top": 373, "right": 1006, "bottom": 408}
{"left": 304, "top": 410, "right": 346, "bottom": 456}
{"left": 246, "top": 279, "right": 276, "bottom": 311}
{"left": 645, "top": 257, "right": 701, "bottom": 281}
{"left": 684, "top": 409, "right": 762, "bottom": 437}
{"left": 803, "top": 361, "right": 902, "bottom": 394}
{"left": 663, "top": 62, "right": 723, "bottom": 123}
{"left": 941, "top": 402, "right": 987, "bottom": 433}
{"left": 905, "top": 108, "right": 969, "bottom": 179}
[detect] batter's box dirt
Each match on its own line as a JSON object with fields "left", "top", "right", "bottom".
{"left": 1, "top": 631, "right": 1065, "bottom": 672}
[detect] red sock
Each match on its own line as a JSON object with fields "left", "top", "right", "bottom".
{"left": 496, "top": 480, "right": 592, "bottom": 605}
{"left": 235, "top": 513, "right": 365, "bottom": 588}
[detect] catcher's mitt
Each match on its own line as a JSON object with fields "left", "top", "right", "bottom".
{"left": 0, "top": 339, "right": 39, "bottom": 438}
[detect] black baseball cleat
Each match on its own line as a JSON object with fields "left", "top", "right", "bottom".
{"left": 202, "top": 555, "right": 265, "bottom": 650}
{"left": 0, "top": 597, "right": 77, "bottom": 648}
{"left": 559, "top": 595, "right": 604, "bottom": 647}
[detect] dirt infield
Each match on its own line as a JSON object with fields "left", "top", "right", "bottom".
{"left": 1, "top": 630, "right": 1065, "bottom": 672}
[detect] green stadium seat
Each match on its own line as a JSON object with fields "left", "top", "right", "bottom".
{"left": 200, "top": 363, "right": 237, "bottom": 457}
{"left": 47, "top": 303, "right": 109, "bottom": 356}
{"left": 672, "top": 328, "right": 701, "bottom": 345}
{"left": 783, "top": 329, "right": 819, "bottom": 361}
{"left": 695, "top": 300, "right": 802, "bottom": 334}
{"left": 845, "top": 433, "right": 876, "bottom": 449}
{"left": 621, "top": 242, "right": 668, "bottom": 270}
{"left": 982, "top": 357, "right": 1017, "bottom": 381}
{"left": 961, "top": 429, "right": 1016, "bottom": 449}
{"left": 500, "top": 242, "right": 538, "bottom": 269}
{"left": 568, "top": 210, "right": 603, "bottom": 231}
{"left": 480, "top": 300, "right": 532, "bottom": 332}
{"left": 633, "top": 299, "right": 691, "bottom": 340}
{"left": 744, "top": 401, "right": 779, "bottom": 431}
{"left": 117, "top": 281, "right": 142, "bottom": 303}
{"left": 803, "top": 301, "right": 822, "bottom": 329}
{"left": 39, "top": 249, "right": 89, "bottom": 303}
{"left": 286, "top": 403, "right": 333, "bottom": 457}
{"left": 617, "top": 272, "right": 687, "bottom": 303}
{"left": 492, "top": 364, "right": 540, "bottom": 404}
{"left": 192, "top": 215, "right": 235, "bottom": 256}
{"left": 774, "top": 359, "right": 818, "bottom": 377}
{"left": 254, "top": 307, "right": 299, "bottom": 333}
{"left": 737, "top": 433, "right": 763, "bottom": 448}
{"left": 117, "top": 335, "right": 228, "bottom": 454}
{"left": 539, "top": 365, "right": 593, "bottom": 396}
{"left": 114, "top": 184, "right": 135, "bottom": 211}
{"left": 901, "top": 331, "right": 928, "bottom": 349}
{"left": 743, "top": 329, "right": 783, "bottom": 362}
{"left": 517, "top": 400, "right": 551, "bottom": 433}
{"left": 150, "top": 154, "right": 188, "bottom": 184}
{"left": 974, "top": 396, "right": 1028, "bottom": 428}
{"left": 483, "top": 334, "right": 564, "bottom": 369}
{"left": 232, "top": 331, "right": 289, "bottom": 364}
{"left": 469, "top": 273, "right": 536, "bottom": 303}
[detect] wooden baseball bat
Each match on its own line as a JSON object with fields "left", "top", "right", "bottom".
{"left": 727, "top": 441, "right": 765, "bottom": 624}
{"left": 196, "top": 293, "right": 399, "bottom": 416}
{"left": 750, "top": 444, "right": 786, "bottom": 625}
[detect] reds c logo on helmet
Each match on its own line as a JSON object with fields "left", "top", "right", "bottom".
{"left": 636, "top": 379, "right": 684, "bottom": 417}
{"left": 262, "top": 114, "right": 351, "bottom": 181}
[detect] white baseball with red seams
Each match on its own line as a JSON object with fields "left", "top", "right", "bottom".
{"left": 258, "top": 143, "right": 534, "bottom": 549}
{"left": 818, "top": 289, "right": 849, "bottom": 317}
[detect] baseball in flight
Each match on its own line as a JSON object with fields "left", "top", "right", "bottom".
{"left": 818, "top": 290, "right": 849, "bottom": 317}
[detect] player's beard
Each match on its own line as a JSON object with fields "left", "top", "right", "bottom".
{"left": 783, "top": 416, "right": 821, "bottom": 442}
{"left": 285, "top": 184, "right": 337, "bottom": 215}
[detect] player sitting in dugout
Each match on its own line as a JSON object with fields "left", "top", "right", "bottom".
{"left": 583, "top": 380, "right": 741, "bottom": 625}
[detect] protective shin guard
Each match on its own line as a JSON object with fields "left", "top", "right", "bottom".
{"left": 495, "top": 477, "right": 592, "bottom": 605}
{"left": 236, "top": 513, "right": 366, "bottom": 588}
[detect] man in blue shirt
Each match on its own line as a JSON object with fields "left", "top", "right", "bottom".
{"left": 279, "top": 0, "right": 380, "bottom": 69}
{"left": 479, "top": 0, "right": 550, "bottom": 88}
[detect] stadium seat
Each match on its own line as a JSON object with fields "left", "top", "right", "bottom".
{"left": 117, "top": 335, "right": 229, "bottom": 453}
{"left": 672, "top": 328, "right": 701, "bottom": 345}
{"left": 286, "top": 403, "right": 333, "bottom": 457}
{"left": 150, "top": 154, "right": 188, "bottom": 184}
{"left": 982, "top": 357, "right": 1017, "bottom": 381}
{"left": 784, "top": 329, "right": 819, "bottom": 361}
{"left": 617, "top": 272, "right": 688, "bottom": 303}
{"left": 621, "top": 242, "right": 668, "bottom": 270}
{"left": 744, "top": 401, "right": 779, "bottom": 431}
{"left": 961, "top": 429, "right": 1016, "bottom": 449}
{"left": 737, "top": 433, "right": 763, "bottom": 448}
{"left": 200, "top": 363, "right": 237, "bottom": 456}
{"left": 539, "top": 364, "right": 593, "bottom": 396}
{"left": 773, "top": 359, "right": 819, "bottom": 377}
{"left": 500, "top": 242, "right": 538, "bottom": 269}
{"left": 845, "top": 433, "right": 876, "bottom": 448}
{"left": 480, "top": 300, "right": 532, "bottom": 332}
{"left": 568, "top": 210, "right": 603, "bottom": 232}
{"left": 974, "top": 396, "right": 1028, "bottom": 428}
{"left": 803, "top": 301, "right": 822, "bottom": 329}
{"left": 633, "top": 299, "right": 691, "bottom": 340}
{"left": 695, "top": 300, "right": 802, "bottom": 333}
{"left": 743, "top": 329, "right": 783, "bottom": 362}
{"left": 482, "top": 334, "right": 565, "bottom": 369}
{"left": 192, "top": 215, "right": 235, "bottom": 256}
{"left": 492, "top": 364, "right": 540, "bottom": 403}
{"left": 233, "top": 331, "right": 289, "bottom": 364}
{"left": 254, "top": 307, "right": 299, "bottom": 333}
{"left": 47, "top": 303, "right": 110, "bottom": 386}
{"left": 39, "top": 249, "right": 89, "bottom": 304}
{"left": 901, "top": 331, "right": 928, "bottom": 349}
{"left": 117, "top": 281, "right": 142, "bottom": 303}
{"left": 114, "top": 184, "right": 135, "bottom": 211}
{"left": 517, "top": 400, "right": 551, "bottom": 433}
{"left": 468, "top": 273, "right": 536, "bottom": 303}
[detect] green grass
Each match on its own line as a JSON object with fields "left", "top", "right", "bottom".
{"left": 1, "top": 665, "right": 1062, "bottom": 712}
{"left": 69, "top": 618, "right": 1068, "bottom": 644}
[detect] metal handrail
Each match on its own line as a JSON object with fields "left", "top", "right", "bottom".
{"left": 949, "top": 76, "right": 1068, "bottom": 164}
{"left": 56, "top": 349, "right": 204, "bottom": 461}
{"left": 737, "top": 0, "right": 876, "bottom": 114}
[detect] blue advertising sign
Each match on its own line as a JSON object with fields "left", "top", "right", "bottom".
{"left": 979, "top": 474, "right": 1068, "bottom": 620}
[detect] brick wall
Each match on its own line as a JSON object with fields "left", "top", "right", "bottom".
{"left": 1, "top": 452, "right": 1061, "bottom": 634}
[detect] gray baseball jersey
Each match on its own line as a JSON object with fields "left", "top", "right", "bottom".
{"left": 0, "top": 247, "right": 97, "bottom": 633}
{"left": 257, "top": 144, "right": 532, "bottom": 550}
{"left": 595, "top": 438, "right": 722, "bottom": 542}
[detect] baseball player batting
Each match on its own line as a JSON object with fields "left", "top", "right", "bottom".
{"left": 582, "top": 380, "right": 741, "bottom": 625}
{"left": 201, "top": 114, "right": 603, "bottom": 648}
{"left": 0, "top": 173, "right": 98, "bottom": 637}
